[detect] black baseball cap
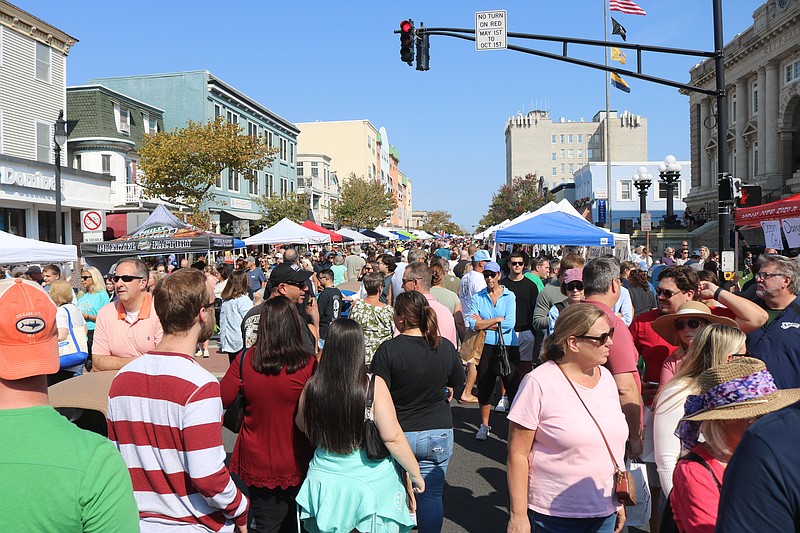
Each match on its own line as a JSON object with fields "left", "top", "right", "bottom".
{"left": 269, "top": 263, "right": 312, "bottom": 285}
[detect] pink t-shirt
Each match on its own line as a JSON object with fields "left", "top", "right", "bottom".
{"left": 660, "top": 350, "right": 683, "bottom": 385}
{"left": 508, "top": 360, "right": 628, "bottom": 518}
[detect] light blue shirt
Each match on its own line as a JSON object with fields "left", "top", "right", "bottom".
{"left": 219, "top": 294, "right": 253, "bottom": 353}
{"left": 468, "top": 287, "right": 518, "bottom": 346}
{"left": 612, "top": 286, "right": 634, "bottom": 327}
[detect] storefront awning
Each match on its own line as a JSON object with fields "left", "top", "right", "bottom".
{"left": 222, "top": 209, "right": 262, "bottom": 221}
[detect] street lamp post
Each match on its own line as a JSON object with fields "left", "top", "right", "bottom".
{"left": 632, "top": 166, "right": 653, "bottom": 218}
{"left": 658, "top": 155, "right": 682, "bottom": 229}
{"left": 53, "top": 110, "right": 68, "bottom": 244}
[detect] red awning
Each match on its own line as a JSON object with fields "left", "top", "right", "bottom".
{"left": 301, "top": 220, "right": 344, "bottom": 242}
{"left": 734, "top": 193, "right": 800, "bottom": 229}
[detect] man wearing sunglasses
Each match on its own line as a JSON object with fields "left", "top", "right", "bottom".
{"left": 92, "top": 258, "right": 163, "bottom": 371}
{"left": 500, "top": 251, "right": 539, "bottom": 378}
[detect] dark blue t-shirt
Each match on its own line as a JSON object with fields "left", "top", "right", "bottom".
{"left": 246, "top": 267, "right": 266, "bottom": 292}
{"left": 746, "top": 296, "right": 800, "bottom": 389}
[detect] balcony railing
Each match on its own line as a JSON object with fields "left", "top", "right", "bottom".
{"left": 125, "top": 183, "right": 152, "bottom": 204}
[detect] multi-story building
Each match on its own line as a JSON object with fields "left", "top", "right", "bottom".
{"left": 573, "top": 161, "right": 690, "bottom": 233}
{"left": 505, "top": 109, "right": 648, "bottom": 189}
{"left": 66, "top": 85, "right": 166, "bottom": 235}
{"left": 297, "top": 119, "right": 412, "bottom": 228}
{"left": 88, "top": 71, "right": 299, "bottom": 236}
{"left": 296, "top": 153, "right": 339, "bottom": 227}
{"left": 0, "top": 1, "right": 114, "bottom": 244}
{"left": 684, "top": 0, "right": 800, "bottom": 219}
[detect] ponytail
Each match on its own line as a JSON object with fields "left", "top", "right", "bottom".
{"left": 395, "top": 291, "right": 440, "bottom": 350}
{"left": 421, "top": 305, "right": 440, "bottom": 350}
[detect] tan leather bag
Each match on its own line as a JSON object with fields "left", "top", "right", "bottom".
{"left": 459, "top": 329, "right": 486, "bottom": 363}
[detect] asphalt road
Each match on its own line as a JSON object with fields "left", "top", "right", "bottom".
{"left": 222, "top": 401, "right": 512, "bottom": 533}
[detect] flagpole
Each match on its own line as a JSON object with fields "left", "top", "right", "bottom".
{"left": 604, "top": 0, "right": 613, "bottom": 231}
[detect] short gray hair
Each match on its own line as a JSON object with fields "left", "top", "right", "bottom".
{"left": 762, "top": 254, "right": 800, "bottom": 294}
{"left": 583, "top": 257, "right": 620, "bottom": 297}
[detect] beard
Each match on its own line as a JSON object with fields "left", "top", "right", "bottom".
{"left": 198, "top": 314, "right": 216, "bottom": 344}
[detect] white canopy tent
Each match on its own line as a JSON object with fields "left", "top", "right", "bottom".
{"left": 411, "top": 229, "right": 435, "bottom": 240}
{"left": 337, "top": 228, "right": 375, "bottom": 243}
{"left": 373, "top": 225, "right": 399, "bottom": 240}
{"left": 0, "top": 231, "right": 78, "bottom": 263}
{"left": 244, "top": 218, "right": 330, "bottom": 246}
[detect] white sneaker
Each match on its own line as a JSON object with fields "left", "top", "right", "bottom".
{"left": 495, "top": 396, "right": 510, "bottom": 412}
{"left": 475, "top": 424, "right": 491, "bottom": 441}
{"left": 195, "top": 349, "right": 203, "bottom": 357}
{"left": 202, "top": 349, "right": 210, "bottom": 358}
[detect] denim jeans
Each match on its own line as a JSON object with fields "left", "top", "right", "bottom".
{"left": 403, "top": 428, "right": 454, "bottom": 533}
{"left": 528, "top": 510, "right": 617, "bottom": 533}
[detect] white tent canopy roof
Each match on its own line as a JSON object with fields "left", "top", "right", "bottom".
{"left": 0, "top": 231, "right": 78, "bottom": 264}
{"left": 337, "top": 228, "right": 375, "bottom": 243}
{"left": 411, "top": 229, "right": 435, "bottom": 239}
{"left": 373, "top": 225, "right": 399, "bottom": 240}
{"left": 244, "top": 218, "right": 331, "bottom": 245}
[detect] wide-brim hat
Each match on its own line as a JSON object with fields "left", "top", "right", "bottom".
{"left": 651, "top": 301, "right": 737, "bottom": 346}
{"left": 48, "top": 370, "right": 118, "bottom": 416}
{"left": 681, "top": 358, "right": 800, "bottom": 422}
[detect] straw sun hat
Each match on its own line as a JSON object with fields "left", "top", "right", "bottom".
{"left": 676, "top": 358, "right": 800, "bottom": 448}
{"left": 651, "top": 301, "right": 738, "bottom": 346}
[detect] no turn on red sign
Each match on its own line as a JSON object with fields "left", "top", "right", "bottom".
{"left": 80, "top": 210, "right": 106, "bottom": 232}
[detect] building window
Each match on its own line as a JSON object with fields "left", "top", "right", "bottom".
{"left": 587, "top": 148, "right": 594, "bottom": 159}
{"left": 35, "top": 122, "right": 50, "bottom": 163}
{"left": 560, "top": 149, "right": 565, "bottom": 159}
{"left": 280, "top": 138, "right": 287, "bottom": 161}
{"left": 560, "top": 163, "right": 565, "bottom": 173}
{"left": 214, "top": 104, "right": 222, "bottom": 118}
{"left": 148, "top": 117, "right": 158, "bottom": 134}
{"left": 265, "top": 173, "right": 274, "bottom": 197}
{"left": 560, "top": 134, "right": 565, "bottom": 143}
{"left": 620, "top": 180, "right": 633, "bottom": 201}
{"left": 752, "top": 141, "right": 759, "bottom": 179}
{"left": 73, "top": 154, "right": 81, "bottom": 169}
{"left": 311, "top": 162, "right": 319, "bottom": 178}
{"left": 226, "top": 110, "right": 238, "bottom": 125}
{"left": 593, "top": 133, "right": 600, "bottom": 145}
{"left": 577, "top": 134, "right": 583, "bottom": 143}
{"left": 249, "top": 170, "right": 259, "bottom": 195}
{"left": 35, "top": 42, "right": 51, "bottom": 83}
{"left": 101, "top": 154, "right": 111, "bottom": 175}
{"left": 551, "top": 134, "right": 557, "bottom": 144}
{"left": 216, "top": 171, "right": 222, "bottom": 189}
{"left": 657, "top": 182, "right": 682, "bottom": 199}
{"left": 280, "top": 177, "right": 288, "bottom": 196}
{"left": 551, "top": 152, "right": 557, "bottom": 161}
{"left": 265, "top": 130, "right": 273, "bottom": 147}
{"left": 786, "top": 59, "right": 800, "bottom": 84}
{"left": 568, "top": 134, "right": 574, "bottom": 143}
{"left": 552, "top": 167, "right": 557, "bottom": 176}
{"left": 248, "top": 122, "right": 258, "bottom": 137}
{"left": 228, "top": 170, "right": 240, "bottom": 192}
{"left": 577, "top": 149, "right": 583, "bottom": 159}
{"left": 297, "top": 163, "right": 304, "bottom": 177}
{"left": 568, "top": 149, "right": 574, "bottom": 158}
{"left": 117, "top": 106, "right": 131, "bottom": 135}
{"left": 569, "top": 163, "right": 574, "bottom": 173}
{"left": 731, "top": 91, "right": 737, "bottom": 123}
{"left": 751, "top": 80, "right": 758, "bottom": 115}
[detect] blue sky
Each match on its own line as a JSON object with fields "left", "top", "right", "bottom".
{"left": 18, "top": 0, "right": 758, "bottom": 230}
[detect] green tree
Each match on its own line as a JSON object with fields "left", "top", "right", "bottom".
{"left": 421, "top": 210, "right": 461, "bottom": 236}
{"left": 139, "top": 117, "right": 277, "bottom": 213}
{"left": 479, "top": 174, "right": 550, "bottom": 228}
{"left": 256, "top": 193, "right": 310, "bottom": 227}
{"left": 333, "top": 174, "right": 396, "bottom": 229}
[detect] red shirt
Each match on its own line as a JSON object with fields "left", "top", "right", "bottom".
{"left": 583, "top": 300, "right": 642, "bottom": 393}
{"left": 220, "top": 348, "right": 316, "bottom": 488}
{"left": 671, "top": 444, "right": 725, "bottom": 533}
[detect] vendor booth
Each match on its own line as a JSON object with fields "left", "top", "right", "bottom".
{"left": 301, "top": 220, "right": 351, "bottom": 242}
{"left": 734, "top": 192, "right": 800, "bottom": 250}
{"left": 245, "top": 218, "right": 331, "bottom": 246}
{"left": 1, "top": 231, "right": 78, "bottom": 263}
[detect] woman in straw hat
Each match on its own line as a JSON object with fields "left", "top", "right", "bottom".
{"left": 652, "top": 322, "right": 743, "bottom": 498}
{"left": 669, "top": 358, "right": 800, "bottom": 532}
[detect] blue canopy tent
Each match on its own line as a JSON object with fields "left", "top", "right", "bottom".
{"left": 391, "top": 231, "right": 411, "bottom": 240}
{"left": 495, "top": 211, "right": 614, "bottom": 246}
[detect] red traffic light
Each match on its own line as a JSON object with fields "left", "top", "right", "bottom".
{"left": 400, "top": 20, "right": 413, "bottom": 33}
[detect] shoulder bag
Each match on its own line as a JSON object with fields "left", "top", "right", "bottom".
{"left": 459, "top": 328, "right": 486, "bottom": 362}
{"left": 58, "top": 308, "right": 89, "bottom": 369}
{"left": 363, "top": 373, "right": 391, "bottom": 460}
{"left": 557, "top": 364, "right": 637, "bottom": 506}
{"left": 491, "top": 327, "right": 514, "bottom": 378}
{"left": 222, "top": 348, "right": 247, "bottom": 433}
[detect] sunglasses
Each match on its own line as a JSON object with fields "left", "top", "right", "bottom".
{"left": 655, "top": 287, "right": 684, "bottom": 298}
{"left": 402, "top": 278, "right": 417, "bottom": 285}
{"left": 674, "top": 319, "right": 708, "bottom": 331}
{"left": 283, "top": 280, "right": 306, "bottom": 289}
{"left": 112, "top": 275, "right": 144, "bottom": 283}
{"left": 577, "top": 328, "right": 615, "bottom": 346}
{"left": 201, "top": 302, "right": 215, "bottom": 311}
{"left": 509, "top": 261, "right": 524, "bottom": 266}
{"left": 80, "top": 276, "right": 92, "bottom": 280}
{"left": 483, "top": 271, "right": 499, "bottom": 278}
{"left": 566, "top": 281, "right": 584, "bottom": 292}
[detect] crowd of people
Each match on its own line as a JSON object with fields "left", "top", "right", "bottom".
{"left": 4, "top": 238, "right": 800, "bottom": 533}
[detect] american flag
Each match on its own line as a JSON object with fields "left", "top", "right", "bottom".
{"left": 610, "top": 0, "right": 646, "bottom": 16}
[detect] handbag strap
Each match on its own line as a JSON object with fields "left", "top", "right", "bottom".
{"left": 237, "top": 347, "right": 246, "bottom": 397}
{"left": 64, "top": 306, "right": 82, "bottom": 349}
{"left": 680, "top": 451, "right": 721, "bottom": 490}
{"left": 365, "top": 373, "right": 376, "bottom": 420}
{"left": 556, "top": 363, "right": 621, "bottom": 473}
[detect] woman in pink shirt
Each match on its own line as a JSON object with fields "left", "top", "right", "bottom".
{"left": 507, "top": 303, "right": 628, "bottom": 533}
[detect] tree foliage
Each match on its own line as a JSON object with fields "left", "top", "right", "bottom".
{"left": 139, "top": 118, "right": 277, "bottom": 211}
{"left": 256, "top": 193, "right": 310, "bottom": 227}
{"left": 421, "top": 210, "right": 462, "bottom": 236}
{"left": 479, "top": 174, "right": 551, "bottom": 228}
{"left": 333, "top": 174, "right": 397, "bottom": 229}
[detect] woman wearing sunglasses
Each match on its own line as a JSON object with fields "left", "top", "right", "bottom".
{"left": 507, "top": 304, "right": 627, "bottom": 533}
{"left": 76, "top": 266, "right": 110, "bottom": 359}
{"left": 547, "top": 268, "right": 584, "bottom": 336}
{"left": 651, "top": 320, "right": 742, "bottom": 498}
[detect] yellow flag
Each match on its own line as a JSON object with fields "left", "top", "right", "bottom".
{"left": 611, "top": 47, "right": 627, "bottom": 64}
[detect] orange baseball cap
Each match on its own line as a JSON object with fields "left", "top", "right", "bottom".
{"left": 0, "top": 278, "right": 58, "bottom": 380}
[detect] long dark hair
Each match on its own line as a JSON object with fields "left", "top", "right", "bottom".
{"left": 221, "top": 270, "right": 249, "bottom": 300}
{"left": 251, "top": 296, "right": 312, "bottom": 376}
{"left": 394, "top": 291, "right": 439, "bottom": 350}
{"left": 302, "top": 319, "right": 368, "bottom": 454}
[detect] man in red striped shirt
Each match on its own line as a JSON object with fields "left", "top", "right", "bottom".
{"left": 108, "top": 269, "right": 249, "bottom": 532}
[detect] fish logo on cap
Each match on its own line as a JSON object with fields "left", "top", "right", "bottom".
{"left": 16, "top": 317, "right": 46, "bottom": 334}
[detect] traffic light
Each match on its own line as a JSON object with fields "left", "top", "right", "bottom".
{"left": 737, "top": 184, "right": 763, "bottom": 208}
{"left": 718, "top": 173, "right": 733, "bottom": 201}
{"left": 400, "top": 20, "right": 415, "bottom": 66}
{"left": 416, "top": 29, "right": 430, "bottom": 71}
{"left": 732, "top": 176, "right": 743, "bottom": 199}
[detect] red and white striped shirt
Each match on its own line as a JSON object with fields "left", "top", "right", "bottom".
{"left": 108, "top": 351, "right": 248, "bottom": 532}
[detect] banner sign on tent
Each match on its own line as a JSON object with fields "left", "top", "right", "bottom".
{"left": 782, "top": 218, "right": 800, "bottom": 248}
{"left": 597, "top": 200, "right": 607, "bottom": 224}
{"left": 761, "top": 220, "right": 784, "bottom": 250}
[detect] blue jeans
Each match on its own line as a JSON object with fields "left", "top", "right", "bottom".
{"left": 529, "top": 510, "right": 617, "bottom": 533}
{"left": 403, "top": 428, "right": 454, "bottom": 533}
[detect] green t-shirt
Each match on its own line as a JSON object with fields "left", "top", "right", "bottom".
{"left": 524, "top": 271, "right": 545, "bottom": 292}
{"left": 0, "top": 406, "right": 139, "bottom": 532}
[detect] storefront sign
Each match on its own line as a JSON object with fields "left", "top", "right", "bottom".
{"left": 230, "top": 198, "right": 252, "bottom": 210}
{"left": 0, "top": 166, "right": 56, "bottom": 191}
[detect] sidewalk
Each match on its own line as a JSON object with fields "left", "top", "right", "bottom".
{"left": 194, "top": 340, "right": 232, "bottom": 379}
